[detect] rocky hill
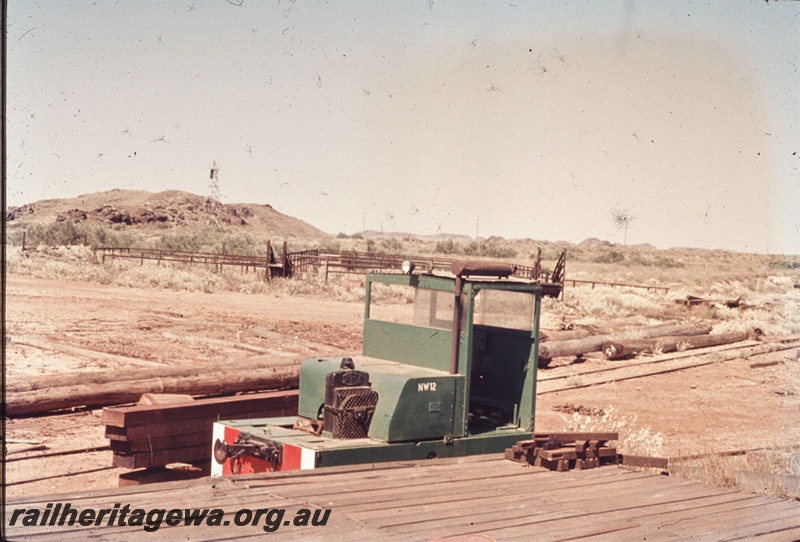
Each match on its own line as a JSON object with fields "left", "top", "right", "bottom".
{"left": 7, "top": 189, "right": 329, "bottom": 239}
{"left": 8, "top": 190, "right": 651, "bottom": 250}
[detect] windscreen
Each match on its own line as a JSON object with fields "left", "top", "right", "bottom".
{"left": 367, "top": 282, "right": 415, "bottom": 324}
{"left": 412, "top": 288, "right": 455, "bottom": 330}
{"left": 473, "top": 289, "right": 535, "bottom": 332}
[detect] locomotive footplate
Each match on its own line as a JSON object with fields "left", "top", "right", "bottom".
{"left": 211, "top": 416, "right": 531, "bottom": 476}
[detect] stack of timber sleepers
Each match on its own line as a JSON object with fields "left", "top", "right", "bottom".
{"left": 506, "top": 432, "right": 619, "bottom": 472}
{"left": 103, "top": 390, "right": 298, "bottom": 471}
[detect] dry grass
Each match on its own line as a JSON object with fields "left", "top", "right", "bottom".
{"left": 563, "top": 406, "right": 800, "bottom": 501}
{"left": 6, "top": 245, "right": 363, "bottom": 301}
{"left": 669, "top": 447, "right": 800, "bottom": 500}
{"left": 8, "top": 238, "right": 800, "bottom": 331}
{"left": 560, "top": 406, "right": 665, "bottom": 457}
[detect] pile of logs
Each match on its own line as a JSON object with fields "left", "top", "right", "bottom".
{"left": 539, "top": 318, "right": 751, "bottom": 365}
{"left": 103, "top": 390, "right": 298, "bottom": 483}
{"left": 7, "top": 358, "right": 301, "bottom": 417}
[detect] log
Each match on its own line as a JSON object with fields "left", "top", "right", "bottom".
{"left": 7, "top": 357, "right": 302, "bottom": 393}
{"left": 750, "top": 360, "right": 784, "bottom": 369}
{"left": 6, "top": 366, "right": 299, "bottom": 417}
{"left": 678, "top": 295, "right": 743, "bottom": 308}
{"left": 601, "top": 331, "right": 749, "bottom": 360}
{"left": 557, "top": 315, "right": 649, "bottom": 331}
{"left": 538, "top": 321, "right": 713, "bottom": 360}
{"left": 540, "top": 328, "right": 597, "bottom": 342}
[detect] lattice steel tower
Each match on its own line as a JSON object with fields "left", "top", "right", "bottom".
{"left": 205, "top": 160, "right": 222, "bottom": 227}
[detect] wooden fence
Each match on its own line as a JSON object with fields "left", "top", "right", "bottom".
{"left": 565, "top": 278, "right": 670, "bottom": 293}
{"left": 97, "top": 241, "right": 291, "bottom": 280}
{"left": 95, "top": 243, "right": 567, "bottom": 294}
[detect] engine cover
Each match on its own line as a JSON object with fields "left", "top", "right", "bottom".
{"left": 299, "top": 356, "right": 462, "bottom": 443}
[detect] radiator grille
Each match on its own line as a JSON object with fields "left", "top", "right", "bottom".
{"left": 326, "top": 387, "right": 379, "bottom": 439}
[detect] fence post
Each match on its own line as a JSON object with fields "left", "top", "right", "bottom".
{"left": 22, "top": 232, "right": 26, "bottom": 252}
{"left": 265, "top": 241, "right": 272, "bottom": 282}
{"left": 324, "top": 257, "right": 329, "bottom": 283}
{"left": 282, "top": 241, "right": 289, "bottom": 278}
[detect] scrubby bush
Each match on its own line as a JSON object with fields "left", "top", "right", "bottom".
{"left": 379, "top": 238, "right": 404, "bottom": 254}
{"left": 434, "top": 239, "right": 517, "bottom": 259}
{"left": 463, "top": 241, "right": 517, "bottom": 259}
{"left": 10, "top": 221, "right": 139, "bottom": 249}
{"left": 624, "top": 253, "right": 684, "bottom": 268}
{"left": 316, "top": 239, "right": 342, "bottom": 251}
{"left": 435, "top": 239, "right": 459, "bottom": 254}
{"left": 593, "top": 250, "right": 625, "bottom": 264}
{"left": 768, "top": 258, "right": 800, "bottom": 270}
{"left": 530, "top": 248, "right": 567, "bottom": 261}
{"left": 561, "top": 286, "right": 664, "bottom": 318}
{"left": 148, "top": 229, "right": 266, "bottom": 256}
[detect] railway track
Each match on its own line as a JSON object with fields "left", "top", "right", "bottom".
{"left": 537, "top": 338, "right": 800, "bottom": 395}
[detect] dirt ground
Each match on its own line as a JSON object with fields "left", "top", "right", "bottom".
{"left": 5, "top": 275, "right": 800, "bottom": 499}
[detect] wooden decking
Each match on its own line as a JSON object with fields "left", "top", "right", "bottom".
{"left": 5, "top": 455, "right": 800, "bottom": 541}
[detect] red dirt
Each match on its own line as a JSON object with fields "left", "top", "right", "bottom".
{"left": 5, "top": 275, "right": 800, "bottom": 499}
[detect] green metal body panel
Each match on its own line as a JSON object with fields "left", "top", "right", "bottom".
{"left": 298, "top": 356, "right": 463, "bottom": 441}
{"left": 361, "top": 319, "right": 461, "bottom": 372}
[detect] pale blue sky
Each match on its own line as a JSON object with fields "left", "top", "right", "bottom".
{"left": 7, "top": 1, "right": 799, "bottom": 254}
